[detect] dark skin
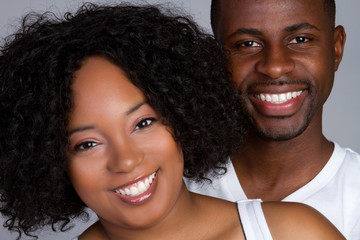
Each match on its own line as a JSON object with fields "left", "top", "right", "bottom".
{"left": 214, "top": 0, "right": 346, "bottom": 201}
{"left": 79, "top": 197, "right": 346, "bottom": 240}
{"left": 73, "top": 57, "right": 345, "bottom": 240}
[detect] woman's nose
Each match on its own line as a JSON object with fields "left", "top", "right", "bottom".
{"left": 106, "top": 137, "right": 144, "bottom": 173}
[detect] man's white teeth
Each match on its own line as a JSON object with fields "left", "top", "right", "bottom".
{"left": 115, "top": 171, "right": 156, "bottom": 197}
{"left": 257, "top": 91, "right": 302, "bottom": 104}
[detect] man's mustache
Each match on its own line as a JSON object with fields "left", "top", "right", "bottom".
{"left": 235, "top": 78, "right": 313, "bottom": 94}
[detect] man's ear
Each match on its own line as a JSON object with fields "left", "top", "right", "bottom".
{"left": 333, "top": 25, "right": 346, "bottom": 72}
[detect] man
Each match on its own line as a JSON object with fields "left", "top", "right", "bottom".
{"left": 186, "top": 0, "right": 360, "bottom": 238}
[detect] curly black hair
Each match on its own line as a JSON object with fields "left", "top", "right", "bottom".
{"left": 0, "top": 3, "right": 246, "bottom": 239}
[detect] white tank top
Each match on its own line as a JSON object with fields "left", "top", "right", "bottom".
{"left": 237, "top": 199, "right": 273, "bottom": 240}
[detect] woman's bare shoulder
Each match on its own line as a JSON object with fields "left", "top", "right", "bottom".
{"left": 191, "top": 193, "right": 245, "bottom": 240}
{"left": 78, "top": 221, "right": 107, "bottom": 240}
{"left": 262, "top": 202, "right": 345, "bottom": 240}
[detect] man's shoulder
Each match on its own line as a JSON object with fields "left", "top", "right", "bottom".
{"left": 334, "top": 142, "right": 360, "bottom": 167}
{"left": 343, "top": 146, "right": 360, "bottom": 160}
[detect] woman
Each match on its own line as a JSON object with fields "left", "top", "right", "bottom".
{"left": 0, "top": 3, "right": 344, "bottom": 240}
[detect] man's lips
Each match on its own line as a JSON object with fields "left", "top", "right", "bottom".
{"left": 250, "top": 90, "right": 306, "bottom": 117}
{"left": 254, "top": 90, "right": 303, "bottom": 104}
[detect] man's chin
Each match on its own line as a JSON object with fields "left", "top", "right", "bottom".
{"left": 253, "top": 124, "right": 308, "bottom": 142}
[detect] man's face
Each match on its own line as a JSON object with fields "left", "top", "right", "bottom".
{"left": 215, "top": 0, "right": 345, "bottom": 140}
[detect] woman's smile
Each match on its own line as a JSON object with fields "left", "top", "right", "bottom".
{"left": 67, "top": 56, "right": 184, "bottom": 229}
{"left": 113, "top": 170, "right": 158, "bottom": 204}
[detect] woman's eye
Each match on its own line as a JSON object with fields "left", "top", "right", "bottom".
{"left": 289, "top": 36, "right": 310, "bottom": 44}
{"left": 74, "top": 141, "right": 98, "bottom": 152}
{"left": 135, "top": 118, "right": 156, "bottom": 130}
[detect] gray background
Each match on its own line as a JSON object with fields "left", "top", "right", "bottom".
{"left": 0, "top": 0, "right": 359, "bottom": 239}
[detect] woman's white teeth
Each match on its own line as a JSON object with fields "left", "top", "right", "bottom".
{"left": 257, "top": 91, "right": 302, "bottom": 104}
{"left": 115, "top": 172, "right": 156, "bottom": 197}
{"left": 130, "top": 186, "right": 139, "bottom": 196}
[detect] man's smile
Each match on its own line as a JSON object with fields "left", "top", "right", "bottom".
{"left": 254, "top": 90, "right": 303, "bottom": 104}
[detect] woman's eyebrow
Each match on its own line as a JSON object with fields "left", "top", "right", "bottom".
{"left": 68, "top": 125, "right": 95, "bottom": 136}
{"left": 125, "top": 101, "right": 146, "bottom": 115}
{"left": 68, "top": 101, "right": 147, "bottom": 136}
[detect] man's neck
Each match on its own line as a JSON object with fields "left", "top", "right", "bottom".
{"left": 232, "top": 122, "right": 334, "bottom": 201}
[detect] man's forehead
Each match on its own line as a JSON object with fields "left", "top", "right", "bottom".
{"left": 215, "top": 0, "right": 329, "bottom": 40}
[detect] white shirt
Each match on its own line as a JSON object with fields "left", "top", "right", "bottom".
{"left": 185, "top": 143, "right": 360, "bottom": 239}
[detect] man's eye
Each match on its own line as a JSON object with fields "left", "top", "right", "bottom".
{"left": 289, "top": 36, "right": 310, "bottom": 44}
{"left": 74, "top": 141, "right": 98, "bottom": 152}
{"left": 240, "top": 41, "right": 261, "bottom": 47}
{"left": 135, "top": 118, "right": 156, "bottom": 130}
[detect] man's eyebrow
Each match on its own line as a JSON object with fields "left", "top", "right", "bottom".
{"left": 225, "top": 22, "right": 319, "bottom": 41}
{"left": 226, "top": 27, "right": 263, "bottom": 40}
{"left": 284, "top": 22, "right": 320, "bottom": 32}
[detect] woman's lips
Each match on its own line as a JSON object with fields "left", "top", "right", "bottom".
{"left": 113, "top": 171, "right": 158, "bottom": 204}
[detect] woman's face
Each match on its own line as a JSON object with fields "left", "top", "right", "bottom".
{"left": 67, "top": 56, "right": 184, "bottom": 229}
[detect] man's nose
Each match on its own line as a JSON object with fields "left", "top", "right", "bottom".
{"left": 255, "top": 44, "right": 295, "bottom": 79}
